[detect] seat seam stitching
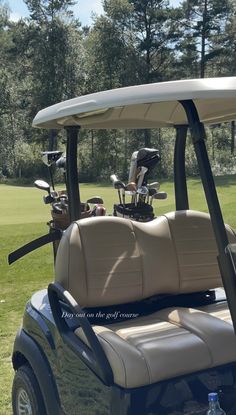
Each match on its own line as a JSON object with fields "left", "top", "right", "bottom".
{"left": 131, "top": 221, "right": 144, "bottom": 298}
{"left": 163, "top": 215, "right": 182, "bottom": 290}
{"left": 163, "top": 310, "right": 214, "bottom": 366}
{"left": 97, "top": 334, "right": 128, "bottom": 387}
{"left": 135, "top": 344, "right": 152, "bottom": 384}
{"left": 125, "top": 313, "right": 181, "bottom": 384}
{"left": 76, "top": 222, "right": 89, "bottom": 302}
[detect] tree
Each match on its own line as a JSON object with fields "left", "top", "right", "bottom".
{"left": 84, "top": 15, "right": 130, "bottom": 91}
{"left": 0, "top": 4, "right": 25, "bottom": 176}
{"left": 179, "top": 0, "right": 233, "bottom": 78}
{"left": 104, "top": 0, "right": 180, "bottom": 84}
{"left": 22, "top": 0, "right": 83, "bottom": 149}
{"left": 102, "top": 0, "right": 179, "bottom": 148}
{"left": 174, "top": 33, "right": 199, "bottom": 79}
{"left": 24, "top": 0, "right": 75, "bottom": 22}
{"left": 81, "top": 11, "right": 138, "bottom": 180}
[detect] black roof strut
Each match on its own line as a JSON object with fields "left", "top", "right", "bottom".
{"left": 180, "top": 99, "right": 236, "bottom": 333}
{"left": 174, "top": 125, "right": 189, "bottom": 211}
{"left": 66, "top": 126, "right": 81, "bottom": 222}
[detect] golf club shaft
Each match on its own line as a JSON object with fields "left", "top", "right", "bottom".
{"left": 118, "top": 189, "right": 122, "bottom": 204}
{"left": 49, "top": 166, "right": 55, "bottom": 191}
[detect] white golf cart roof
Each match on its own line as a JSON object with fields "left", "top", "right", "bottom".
{"left": 33, "top": 77, "right": 236, "bottom": 129}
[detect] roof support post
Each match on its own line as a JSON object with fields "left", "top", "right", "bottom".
{"left": 174, "top": 125, "right": 189, "bottom": 210}
{"left": 65, "top": 126, "right": 81, "bottom": 222}
{"left": 180, "top": 99, "right": 236, "bottom": 332}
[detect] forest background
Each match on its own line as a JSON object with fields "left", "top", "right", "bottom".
{"left": 0, "top": 0, "right": 236, "bottom": 183}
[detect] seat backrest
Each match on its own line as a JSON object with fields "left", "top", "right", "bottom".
{"left": 55, "top": 210, "right": 236, "bottom": 307}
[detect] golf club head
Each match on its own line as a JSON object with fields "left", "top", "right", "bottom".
{"left": 148, "top": 182, "right": 160, "bottom": 191}
{"left": 148, "top": 188, "right": 157, "bottom": 197}
{"left": 137, "top": 186, "right": 148, "bottom": 195}
{"left": 34, "top": 179, "right": 50, "bottom": 193}
{"left": 153, "top": 191, "right": 167, "bottom": 200}
{"left": 42, "top": 151, "right": 63, "bottom": 167}
{"left": 114, "top": 181, "right": 126, "bottom": 190}
{"left": 56, "top": 155, "right": 66, "bottom": 170}
{"left": 110, "top": 174, "right": 126, "bottom": 189}
{"left": 43, "top": 194, "right": 55, "bottom": 204}
{"left": 52, "top": 202, "right": 64, "bottom": 214}
{"left": 87, "top": 196, "right": 104, "bottom": 204}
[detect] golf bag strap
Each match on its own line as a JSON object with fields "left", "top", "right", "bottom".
{"left": 8, "top": 229, "right": 62, "bottom": 265}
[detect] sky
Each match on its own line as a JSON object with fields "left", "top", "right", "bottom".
{"left": 6, "top": 0, "right": 104, "bottom": 24}
{"left": 6, "top": 0, "right": 181, "bottom": 26}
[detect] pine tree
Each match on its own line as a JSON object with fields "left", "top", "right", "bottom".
{"left": 179, "top": 0, "right": 233, "bottom": 77}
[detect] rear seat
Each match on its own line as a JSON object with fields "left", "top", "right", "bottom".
{"left": 55, "top": 210, "right": 236, "bottom": 388}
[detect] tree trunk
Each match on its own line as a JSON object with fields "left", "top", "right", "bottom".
{"left": 200, "top": 0, "right": 207, "bottom": 78}
{"left": 123, "top": 130, "right": 128, "bottom": 180}
{"left": 144, "top": 129, "right": 151, "bottom": 147}
{"left": 49, "top": 129, "right": 57, "bottom": 151}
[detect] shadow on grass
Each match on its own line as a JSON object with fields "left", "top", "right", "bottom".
{"left": 214, "top": 174, "right": 236, "bottom": 187}
{"left": 2, "top": 174, "right": 236, "bottom": 189}
{"left": 1, "top": 179, "right": 114, "bottom": 188}
{"left": 185, "top": 175, "right": 236, "bottom": 188}
{"left": 0, "top": 179, "right": 34, "bottom": 187}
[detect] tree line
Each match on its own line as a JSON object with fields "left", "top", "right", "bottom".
{"left": 0, "top": 0, "right": 236, "bottom": 182}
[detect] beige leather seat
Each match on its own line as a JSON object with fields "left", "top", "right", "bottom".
{"left": 55, "top": 210, "right": 236, "bottom": 388}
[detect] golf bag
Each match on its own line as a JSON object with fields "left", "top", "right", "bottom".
{"left": 112, "top": 148, "right": 163, "bottom": 222}
{"left": 113, "top": 202, "right": 154, "bottom": 222}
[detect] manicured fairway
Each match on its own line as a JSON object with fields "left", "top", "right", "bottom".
{"left": 0, "top": 176, "right": 236, "bottom": 413}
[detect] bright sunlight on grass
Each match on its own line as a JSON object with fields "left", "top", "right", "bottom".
{"left": 0, "top": 176, "right": 236, "bottom": 413}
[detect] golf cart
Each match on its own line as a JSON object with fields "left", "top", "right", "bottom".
{"left": 10, "top": 77, "right": 236, "bottom": 415}
{"left": 110, "top": 147, "right": 167, "bottom": 222}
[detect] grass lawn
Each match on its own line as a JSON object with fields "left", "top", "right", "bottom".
{"left": 0, "top": 175, "right": 236, "bottom": 413}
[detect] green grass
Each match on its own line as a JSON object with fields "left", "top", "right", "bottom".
{"left": 0, "top": 176, "right": 236, "bottom": 413}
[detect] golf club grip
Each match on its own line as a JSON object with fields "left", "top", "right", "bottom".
{"left": 8, "top": 230, "right": 62, "bottom": 264}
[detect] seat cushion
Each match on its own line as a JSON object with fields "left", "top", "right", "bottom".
{"left": 75, "top": 301, "right": 236, "bottom": 388}
{"left": 55, "top": 211, "right": 236, "bottom": 308}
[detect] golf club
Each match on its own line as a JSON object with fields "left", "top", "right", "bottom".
{"left": 34, "top": 179, "right": 58, "bottom": 205}
{"left": 56, "top": 155, "right": 67, "bottom": 184}
{"left": 148, "top": 182, "right": 160, "bottom": 191}
{"left": 34, "top": 179, "right": 51, "bottom": 194}
{"left": 55, "top": 155, "right": 66, "bottom": 170}
{"left": 87, "top": 197, "right": 106, "bottom": 216}
{"left": 42, "top": 151, "right": 63, "bottom": 190}
{"left": 150, "top": 191, "right": 167, "bottom": 205}
{"left": 137, "top": 166, "right": 148, "bottom": 189}
{"left": 125, "top": 182, "right": 137, "bottom": 204}
{"left": 87, "top": 197, "right": 104, "bottom": 204}
{"left": 147, "top": 187, "right": 157, "bottom": 204}
{"left": 137, "top": 185, "right": 149, "bottom": 203}
{"left": 85, "top": 196, "right": 104, "bottom": 214}
{"left": 110, "top": 174, "right": 126, "bottom": 205}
